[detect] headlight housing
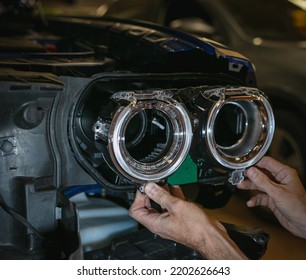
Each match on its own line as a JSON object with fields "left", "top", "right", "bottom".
{"left": 86, "top": 85, "right": 274, "bottom": 186}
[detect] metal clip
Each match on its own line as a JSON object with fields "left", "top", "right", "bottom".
{"left": 138, "top": 183, "right": 146, "bottom": 193}
{"left": 228, "top": 169, "right": 245, "bottom": 185}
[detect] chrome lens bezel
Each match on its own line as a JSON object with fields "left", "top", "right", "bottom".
{"left": 205, "top": 87, "right": 275, "bottom": 169}
{"left": 108, "top": 94, "right": 193, "bottom": 183}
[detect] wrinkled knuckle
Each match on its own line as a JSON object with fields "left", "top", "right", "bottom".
{"left": 259, "top": 174, "right": 269, "bottom": 185}
{"left": 255, "top": 172, "right": 270, "bottom": 187}
{"left": 156, "top": 189, "right": 169, "bottom": 205}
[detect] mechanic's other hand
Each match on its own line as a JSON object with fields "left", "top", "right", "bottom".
{"left": 237, "top": 156, "right": 306, "bottom": 239}
{"left": 129, "top": 183, "right": 247, "bottom": 259}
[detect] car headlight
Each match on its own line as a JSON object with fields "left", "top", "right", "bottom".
{"left": 72, "top": 81, "right": 274, "bottom": 188}
{"left": 93, "top": 90, "right": 193, "bottom": 184}
{"left": 189, "top": 86, "right": 275, "bottom": 184}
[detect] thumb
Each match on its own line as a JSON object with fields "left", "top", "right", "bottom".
{"left": 246, "top": 167, "right": 275, "bottom": 194}
{"left": 145, "top": 182, "right": 178, "bottom": 210}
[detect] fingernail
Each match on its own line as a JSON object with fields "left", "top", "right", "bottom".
{"left": 144, "top": 183, "right": 157, "bottom": 196}
{"left": 248, "top": 167, "right": 258, "bottom": 179}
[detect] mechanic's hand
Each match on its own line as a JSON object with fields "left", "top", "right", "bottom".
{"left": 237, "top": 156, "right": 306, "bottom": 239}
{"left": 129, "top": 183, "right": 247, "bottom": 259}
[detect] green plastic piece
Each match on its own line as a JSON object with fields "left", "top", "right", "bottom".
{"left": 167, "top": 154, "right": 197, "bottom": 185}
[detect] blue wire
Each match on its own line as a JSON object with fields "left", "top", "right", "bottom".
{"left": 64, "top": 183, "right": 103, "bottom": 198}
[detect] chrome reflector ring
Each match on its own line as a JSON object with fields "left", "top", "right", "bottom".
{"left": 205, "top": 87, "right": 275, "bottom": 169}
{"left": 108, "top": 96, "right": 193, "bottom": 183}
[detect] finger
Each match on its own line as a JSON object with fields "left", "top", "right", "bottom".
{"left": 169, "top": 185, "right": 185, "bottom": 200}
{"left": 144, "top": 182, "right": 178, "bottom": 211}
{"left": 246, "top": 193, "right": 270, "bottom": 208}
{"left": 130, "top": 189, "right": 147, "bottom": 209}
{"left": 129, "top": 191, "right": 159, "bottom": 223}
{"left": 256, "top": 156, "right": 288, "bottom": 178}
{"left": 237, "top": 178, "right": 254, "bottom": 190}
{"left": 129, "top": 190, "right": 156, "bottom": 216}
{"left": 237, "top": 177, "right": 266, "bottom": 191}
{"left": 245, "top": 166, "right": 276, "bottom": 194}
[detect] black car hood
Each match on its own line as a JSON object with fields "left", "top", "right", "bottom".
{"left": 0, "top": 15, "right": 256, "bottom": 86}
